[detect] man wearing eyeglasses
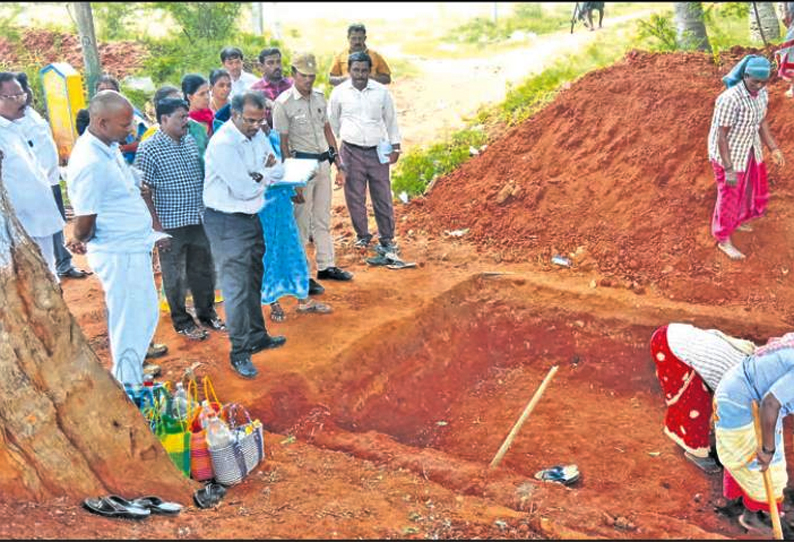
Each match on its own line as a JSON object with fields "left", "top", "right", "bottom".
{"left": 0, "top": 72, "right": 66, "bottom": 279}
{"left": 203, "top": 91, "right": 287, "bottom": 379}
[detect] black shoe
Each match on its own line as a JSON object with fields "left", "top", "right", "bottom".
{"left": 176, "top": 324, "right": 208, "bottom": 341}
{"left": 308, "top": 278, "right": 325, "bottom": 296}
{"left": 250, "top": 335, "right": 287, "bottom": 355}
{"left": 230, "top": 353, "right": 258, "bottom": 379}
{"left": 317, "top": 266, "right": 354, "bottom": 281}
{"left": 199, "top": 316, "right": 226, "bottom": 331}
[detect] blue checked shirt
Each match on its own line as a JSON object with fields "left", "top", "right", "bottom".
{"left": 134, "top": 129, "right": 205, "bottom": 230}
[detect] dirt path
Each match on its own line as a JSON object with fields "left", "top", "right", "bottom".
{"left": 390, "top": 9, "right": 658, "bottom": 150}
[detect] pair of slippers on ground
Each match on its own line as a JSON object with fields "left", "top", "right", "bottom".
{"left": 83, "top": 495, "right": 182, "bottom": 519}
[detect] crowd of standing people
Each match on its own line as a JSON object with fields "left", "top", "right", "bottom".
{"left": 0, "top": 23, "right": 401, "bottom": 382}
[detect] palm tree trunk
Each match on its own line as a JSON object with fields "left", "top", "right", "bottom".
{"left": 674, "top": 2, "right": 712, "bottom": 52}
{"left": 750, "top": 2, "right": 781, "bottom": 43}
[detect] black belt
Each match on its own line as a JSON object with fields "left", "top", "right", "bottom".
{"left": 206, "top": 207, "right": 258, "bottom": 219}
{"left": 294, "top": 150, "right": 330, "bottom": 162}
{"left": 342, "top": 141, "right": 377, "bottom": 151}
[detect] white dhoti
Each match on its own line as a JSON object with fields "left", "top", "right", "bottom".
{"left": 87, "top": 250, "right": 159, "bottom": 386}
{"left": 31, "top": 234, "right": 58, "bottom": 282}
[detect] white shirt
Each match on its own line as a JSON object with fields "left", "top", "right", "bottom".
{"left": 230, "top": 71, "right": 259, "bottom": 97}
{"left": 16, "top": 108, "right": 60, "bottom": 186}
{"left": 666, "top": 323, "right": 749, "bottom": 390}
{"left": 204, "top": 121, "right": 285, "bottom": 215}
{"left": 0, "top": 115, "right": 63, "bottom": 237}
{"left": 328, "top": 79, "right": 401, "bottom": 147}
{"left": 66, "top": 130, "right": 160, "bottom": 254}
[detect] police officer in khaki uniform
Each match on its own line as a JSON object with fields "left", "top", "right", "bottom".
{"left": 273, "top": 53, "right": 353, "bottom": 287}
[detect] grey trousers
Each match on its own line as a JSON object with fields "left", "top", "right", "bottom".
{"left": 341, "top": 142, "right": 395, "bottom": 245}
{"left": 203, "top": 208, "right": 268, "bottom": 358}
{"left": 51, "top": 184, "right": 74, "bottom": 274}
{"left": 159, "top": 224, "right": 218, "bottom": 331}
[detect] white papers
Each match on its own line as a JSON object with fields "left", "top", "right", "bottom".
{"left": 272, "top": 158, "right": 319, "bottom": 187}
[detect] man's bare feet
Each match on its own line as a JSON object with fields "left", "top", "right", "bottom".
{"left": 736, "top": 223, "right": 753, "bottom": 232}
{"left": 718, "top": 241, "right": 745, "bottom": 260}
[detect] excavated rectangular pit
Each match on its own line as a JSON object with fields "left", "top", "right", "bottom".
{"left": 306, "top": 275, "right": 783, "bottom": 538}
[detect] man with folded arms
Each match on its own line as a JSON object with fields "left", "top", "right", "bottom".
{"left": 328, "top": 51, "right": 402, "bottom": 255}
{"left": 274, "top": 52, "right": 353, "bottom": 292}
{"left": 66, "top": 91, "right": 163, "bottom": 385}
{"left": 135, "top": 97, "right": 226, "bottom": 342}
{"left": 203, "top": 92, "right": 286, "bottom": 379}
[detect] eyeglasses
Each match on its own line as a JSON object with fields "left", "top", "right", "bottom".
{"left": 0, "top": 92, "right": 27, "bottom": 101}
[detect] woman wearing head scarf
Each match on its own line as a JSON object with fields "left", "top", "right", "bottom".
{"left": 181, "top": 74, "right": 214, "bottom": 137}
{"left": 714, "top": 332, "right": 794, "bottom": 533}
{"left": 706, "top": 55, "right": 785, "bottom": 260}
{"left": 651, "top": 324, "right": 756, "bottom": 472}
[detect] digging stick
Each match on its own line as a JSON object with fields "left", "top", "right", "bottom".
{"left": 489, "top": 365, "right": 559, "bottom": 470}
{"left": 751, "top": 401, "right": 783, "bottom": 540}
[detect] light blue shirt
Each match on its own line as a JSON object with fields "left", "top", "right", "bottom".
{"left": 742, "top": 345, "right": 794, "bottom": 415}
{"left": 66, "top": 130, "right": 160, "bottom": 254}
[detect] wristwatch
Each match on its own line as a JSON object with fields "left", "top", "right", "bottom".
{"left": 250, "top": 172, "right": 264, "bottom": 183}
{"left": 762, "top": 445, "right": 776, "bottom": 455}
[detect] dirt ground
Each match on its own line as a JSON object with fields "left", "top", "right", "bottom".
{"left": 5, "top": 24, "right": 794, "bottom": 542}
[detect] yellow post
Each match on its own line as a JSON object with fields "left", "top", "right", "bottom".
{"left": 40, "top": 63, "right": 86, "bottom": 163}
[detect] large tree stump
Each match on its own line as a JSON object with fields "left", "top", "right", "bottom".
{"left": 0, "top": 151, "right": 193, "bottom": 503}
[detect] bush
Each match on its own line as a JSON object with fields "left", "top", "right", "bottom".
{"left": 92, "top": 3, "right": 137, "bottom": 41}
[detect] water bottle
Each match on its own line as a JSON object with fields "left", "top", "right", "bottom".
{"left": 198, "top": 400, "right": 214, "bottom": 430}
{"left": 376, "top": 140, "right": 393, "bottom": 164}
{"left": 173, "top": 382, "right": 189, "bottom": 420}
{"left": 205, "top": 414, "right": 234, "bottom": 450}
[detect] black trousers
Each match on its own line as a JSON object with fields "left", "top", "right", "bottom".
{"left": 159, "top": 224, "right": 218, "bottom": 330}
{"left": 202, "top": 208, "right": 268, "bottom": 357}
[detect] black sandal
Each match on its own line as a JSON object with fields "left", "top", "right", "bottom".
{"left": 193, "top": 483, "right": 227, "bottom": 509}
{"left": 83, "top": 496, "right": 150, "bottom": 519}
{"left": 131, "top": 496, "right": 182, "bottom": 515}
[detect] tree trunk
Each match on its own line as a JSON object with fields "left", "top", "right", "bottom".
{"left": 674, "top": 2, "right": 712, "bottom": 52}
{"left": 0, "top": 151, "right": 192, "bottom": 504}
{"left": 750, "top": 2, "right": 781, "bottom": 43}
{"left": 72, "top": 2, "right": 102, "bottom": 98}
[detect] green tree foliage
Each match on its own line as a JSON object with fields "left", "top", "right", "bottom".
{"left": 160, "top": 2, "right": 242, "bottom": 43}
{"left": 636, "top": 13, "right": 678, "bottom": 51}
{"left": 91, "top": 2, "right": 137, "bottom": 41}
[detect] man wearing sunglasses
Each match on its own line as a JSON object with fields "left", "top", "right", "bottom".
{"left": 203, "top": 91, "right": 286, "bottom": 379}
{"left": 0, "top": 72, "right": 66, "bottom": 279}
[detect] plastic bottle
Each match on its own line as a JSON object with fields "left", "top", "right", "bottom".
{"left": 172, "top": 382, "right": 189, "bottom": 420}
{"left": 197, "top": 400, "right": 214, "bottom": 429}
{"left": 204, "top": 413, "right": 234, "bottom": 450}
{"left": 376, "top": 140, "right": 393, "bottom": 164}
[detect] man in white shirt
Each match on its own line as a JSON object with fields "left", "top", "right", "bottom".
{"left": 15, "top": 72, "right": 90, "bottom": 280}
{"left": 221, "top": 47, "right": 259, "bottom": 98}
{"left": 203, "top": 91, "right": 286, "bottom": 379}
{"left": 0, "top": 72, "right": 64, "bottom": 278}
{"left": 66, "top": 91, "right": 164, "bottom": 386}
{"left": 328, "top": 51, "right": 402, "bottom": 256}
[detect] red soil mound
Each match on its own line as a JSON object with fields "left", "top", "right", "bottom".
{"left": 402, "top": 49, "right": 794, "bottom": 314}
{"left": 0, "top": 29, "right": 148, "bottom": 78}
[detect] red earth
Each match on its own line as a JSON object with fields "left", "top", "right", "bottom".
{"left": 5, "top": 48, "right": 794, "bottom": 539}
{"left": 0, "top": 28, "right": 148, "bottom": 78}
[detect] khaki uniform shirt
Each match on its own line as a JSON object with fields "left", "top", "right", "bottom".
{"left": 272, "top": 86, "right": 329, "bottom": 155}
{"left": 329, "top": 48, "right": 391, "bottom": 78}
